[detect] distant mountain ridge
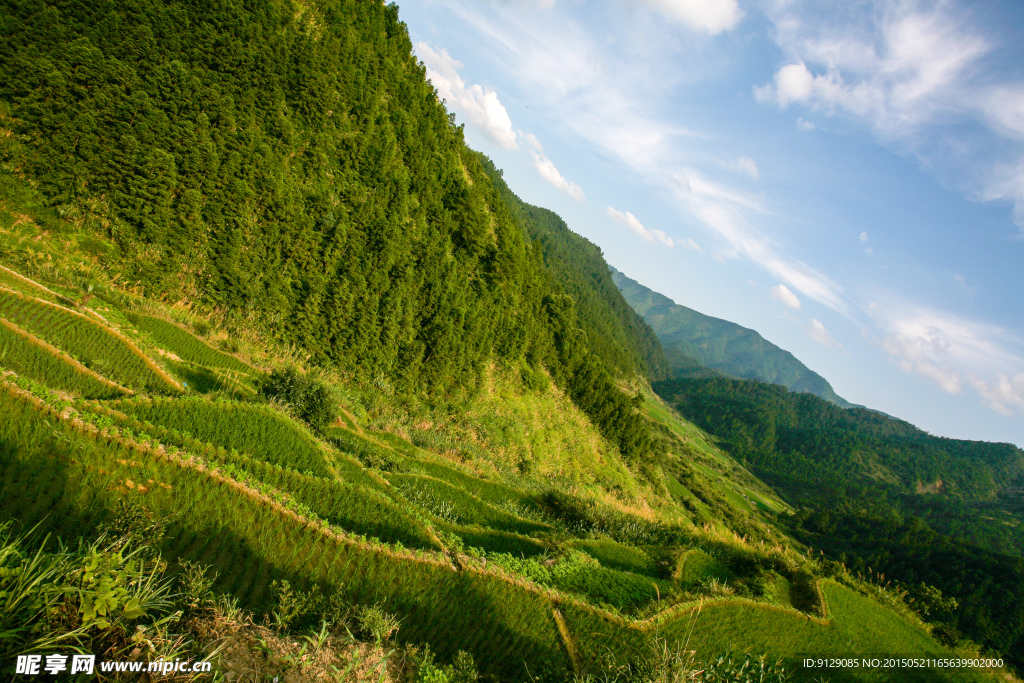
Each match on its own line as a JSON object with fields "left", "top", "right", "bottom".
{"left": 611, "top": 267, "right": 853, "bottom": 408}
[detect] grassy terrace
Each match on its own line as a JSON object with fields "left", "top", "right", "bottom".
{"left": 0, "top": 254, "right": 1004, "bottom": 681}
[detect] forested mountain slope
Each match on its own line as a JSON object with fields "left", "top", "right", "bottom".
{"left": 613, "top": 267, "right": 852, "bottom": 407}
{"left": 655, "top": 376, "right": 1024, "bottom": 668}
{"left": 0, "top": 0, "right": 1018, "bottom": 680}
{"left": 0, "top": 0, "right": 654, "bottom": 460}
{"left": 480, "top": 157, "right": 669, "bottom": 382}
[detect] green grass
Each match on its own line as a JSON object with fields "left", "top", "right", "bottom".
{"left": 571, "top": 539, "right": 659, "bottom": 577}
{"left": 548, "top": 552, "right": 673, "bottom": 614}
{"left": 71, "top": 400, "right": 437, "bottom": 550}
{"left": 111, "top": 396, "right": 333, "bottom": 477}
{"left": 386, "top": 472, "right": 552, "bottom": 536}
{"left": 675, "top": 549, "right": 730, "bottom": 586}
{"left": 328, "top": 425, "right": 546, "bottom": 513}
{"left": 165, "top": 359, "right": 257, "bottom": 398}
{"left": 559, "top": 581, "right": 993, "bottom": 682}
{"left": 644, "top": 391, "right": 789, "bottom": 516}
{"left": 0, "top": 264, "right": 76, "bottom": 306}
{"left": 0, "top": 383, "right": 571, "bottom": 679}
{"left": 128, "top": 313, "right": 256, "bottom": 376}
{"left": 668, "top": 582, "right": 991, "bottom": 682}
{"left": 0, "top": 317, "right": 126, "bottom": 398}
{"left": 440, "top": 522, "right": 549, "bottom": 557}
{"left": 0, "top": 288, "right": 177, "bottom": 392}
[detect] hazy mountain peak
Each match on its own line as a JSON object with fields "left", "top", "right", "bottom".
{"left": 610, "top": 266, "right": 853, "bottom": 408}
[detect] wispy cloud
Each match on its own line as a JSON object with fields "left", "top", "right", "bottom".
{"left": 757, "top": 0, "right": 1024, "bottom": 232}
{"left": 968, "top": 373, "right": 1024, "bottom": 417}
{"left": 633, "top": 0, "right": 743, "bottom": 35}
{"left": 725, "top": 156, "right": 760, "bottom": 180}
{"left": 859, "top": 231, "right": 874, "bottom": 256}
{"left": 668, "top": 172, "right": 852, "bottom": 316}
{"left": 416, "top": 42, "right": 519, "bottom": 150}
{"left": 869, "top": 301, "right": 1024, "bottom": 414}
{"left": 809, "top": 318, "right": 839, "bottom": 347}
{"left": 607, "top": 207, "right": 674, "bottom": 246}
{"left": 771, "top": 283, "right": 802, "bottom": 309}
{"left": 523, "top": 134, "right": 584, "bottom": 200}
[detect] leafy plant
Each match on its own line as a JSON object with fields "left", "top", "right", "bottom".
{"left": 178, "top": 561, "right": 217, "bottom": 613}
{"left": 260, "top": 367, "right": 338, "bottom": 435}
{"left": 356, "top": 604, "right": 400, "bottom": 644}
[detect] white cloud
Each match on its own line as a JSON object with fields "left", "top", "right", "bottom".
{"left": 968, "top": 373, "right": 1024, "bottom": 417}
{"left": 633, "top": 0, "right": 743, "bottom": 35}
{"left": 684, "top": 237, "right": 704, "bottom": 252}
{"left": 523, "top": 133, "right": 584, "bottom": 200}
{"left": 758, "top": 1, "right": 1024, "bottom": 232}
{"left": 757, "top": 9, "right": 988, "bottom": 133}
{"left": 859, "top": 231, "right": 874, "bottom": 256}
{"left": 670, "top": 176, "right": 852, "bottom": 316}
{"left": 770, "top": 283, "right": 801, "bottom": 309}
{"left": 809, "top": 318, "right": 838, "bottom": 347}
{"left": 797, "top": 116, "right": 816, "bottom": 131}
{"left": 416, "top": 42, "right": 519, "bottom": 150}
{"left": 429, "top": 0, "right": 854, "bottom": 320}
{"left": 607, "top": 207, "right": 674, "bottom": 246}
{"left": 977, "top": 159, "right": 1024, "bottom": 230}
{"left": 869, "top": 302, "right": 1024, "bottom": 413}
{"left": 729, "top": 156, "right": 760, "bottom": 180}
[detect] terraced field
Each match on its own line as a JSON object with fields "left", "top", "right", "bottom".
{"left": 0, "top": 287, "right": 180, "bottom": 392}
{"left": 109, "top": 396, "right": 334, "bottom": 477}
{"left": 128, "top": 313, "right": 258, "bottom": 377}
{"left": 0, "top": 316, "right": 126, "bottom": 398}
{"left": 0, "top": 260, "right": 1002, "bottom": 681}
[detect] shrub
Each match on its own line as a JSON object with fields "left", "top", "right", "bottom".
{"left": 414, "top": 646, "right": 478, "bottom": 683}
{"left": 177, "top": 561, "right": 217, "bottom": 613}
{"left": 269, "top": 579, "right": 320, "bottom": 632}
{"left": 259, "top": 367, "right": 337, "bottom": 435}
{"left": 356, "top": 604, "right": 400, "bottom": 644}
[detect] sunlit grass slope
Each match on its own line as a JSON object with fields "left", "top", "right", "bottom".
{"left": 0, "top": 231, "right": 1007, "bottom": 680}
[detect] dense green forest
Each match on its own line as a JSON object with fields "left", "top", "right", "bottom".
{"left": 655, "top": 376, "right": 1024, "bottom": 670}
{"left": 479, "top": 157, "right": 669, "bottom": 383}
{"left": 0, "top": 0, "right": 655, "bottom": 460}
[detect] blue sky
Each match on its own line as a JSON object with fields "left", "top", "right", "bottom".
{"left": 397, "top": 0, "right": 1024, "bottom": 447}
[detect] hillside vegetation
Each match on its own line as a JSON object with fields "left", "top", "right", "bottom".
{"left": 613, "top": 267, "right": 850, "bottom": 407}
{"left": 0, "top": 0, "right": 1017, "bottom": 680}
{"left": 0, "top": 0, "right": 651, "bottom": 461}
{"left": 655, "top": 376, "right": 1024, "bottom": 670}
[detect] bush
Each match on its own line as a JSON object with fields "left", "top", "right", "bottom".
{"left": 259, "top": 367, "right": 337, "bottom": 434}
{"left": 356, "top": 604, "right": 400, "bottom": 644}
{"left": 177, "top": 561, "right": 216, "bottom": 614}
{"left": 414, "top": 646, "right": 478, "bottom": 683}
{"left": 269, "top": 579, "right": 323, "bottom": 633}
